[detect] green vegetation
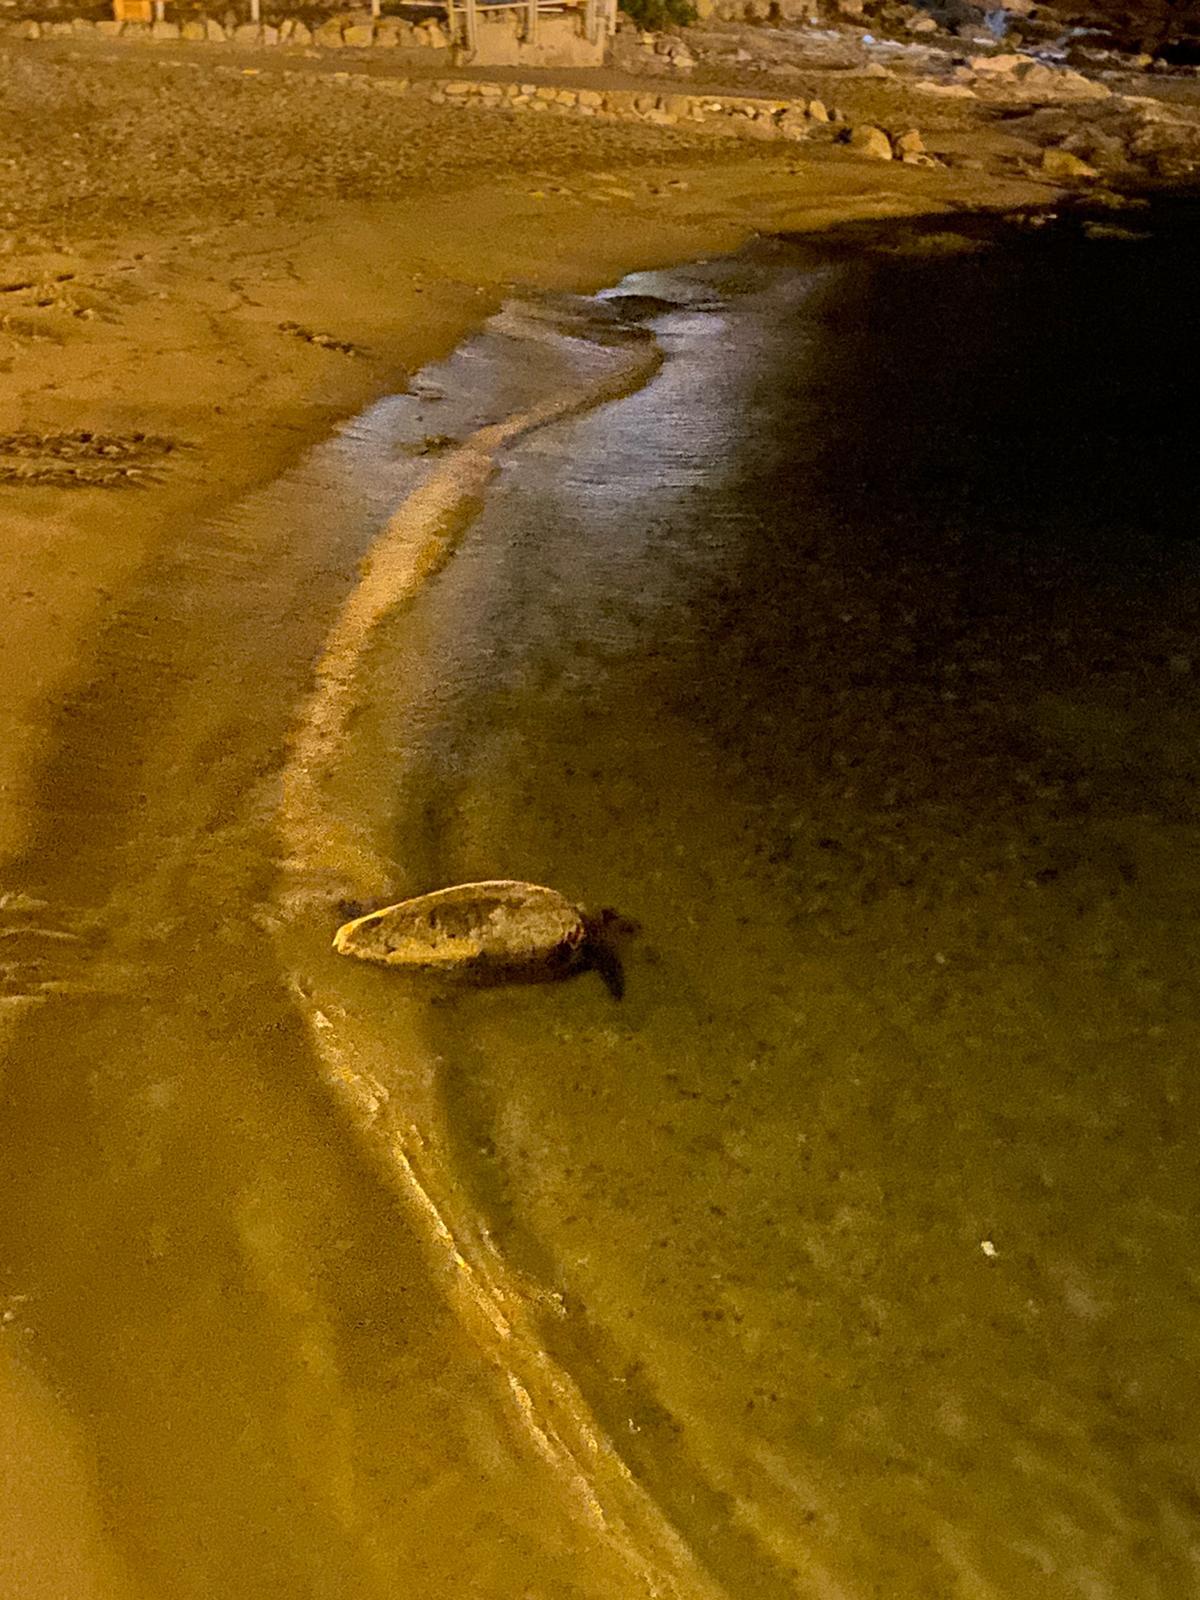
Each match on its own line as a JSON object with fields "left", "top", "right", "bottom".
{"left": 620, "top": 0, "right": 697, "bottom": 30}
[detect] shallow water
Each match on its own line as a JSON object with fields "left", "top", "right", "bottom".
{"left": 3, "top": 205, "right": 1200, "bottom": 1598}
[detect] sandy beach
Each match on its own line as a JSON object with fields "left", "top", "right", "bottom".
{"left": 4, "top": 28, "right": 1195, "bottom": 1599}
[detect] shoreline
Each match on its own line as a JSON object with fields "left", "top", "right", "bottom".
{"left": 0, "top": 55, "right": 1057, "bottom": 870}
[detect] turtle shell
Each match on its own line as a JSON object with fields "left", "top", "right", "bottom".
{"left": 332, "top": 880, "right": 589, "bottom": 977}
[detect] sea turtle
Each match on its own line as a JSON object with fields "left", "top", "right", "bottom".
{"left": 333, "top": 880, "right": 627, "bottom": 996}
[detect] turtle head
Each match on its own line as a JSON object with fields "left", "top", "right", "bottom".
{"left": 581, "top": 908, "right": 638, "bottom": 1001}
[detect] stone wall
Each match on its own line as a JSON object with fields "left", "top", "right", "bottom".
{"left": 0, "top": 8, "right": 603, "bottom": 61}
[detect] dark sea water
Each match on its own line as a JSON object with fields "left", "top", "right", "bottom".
{"left": 3, "top": 200, "right": 1199, "bottom": 1599}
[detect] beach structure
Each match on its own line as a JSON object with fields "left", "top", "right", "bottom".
{"left": 110, "top": 0, "right": 618, "bottom": 61}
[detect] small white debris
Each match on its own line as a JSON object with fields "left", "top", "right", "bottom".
{"left": 981, "top": 1239, "right": 998, "bottom": 1258}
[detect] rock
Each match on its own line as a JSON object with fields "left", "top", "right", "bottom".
{"left": 969, "top": 50, "right": 1021, "bottom": 71}
{"left": 343, "top": 22, "right": 373, "bottom": 46}
{"left": 1057, "top": 68, "right": 1110, "bottom": 99}
{"left": 915, "top": 79, "right": 975, "bottom": 96}
{"left": 234, "top": 21, "right": 261, "bottom": 43}
{"left": 778, "top": 109, "right": 809, "bottom": 139}
{"left": 261, "top": 21, "right": 278, "bottom": 43}
{"left": 151, "top": 17, "right": 181, "bottom": 37}
{"left": 96, "top": 18, "right": 123, "bottom": 34}
{"left": 1061, "top": 128, "right": 1125, "bottom": 168}
{"left": 908, "top": 12, "right": 938, "bottom": 28}
{"left": 315, "top": 21, "right": 344, "bottom": 46}
{"left": 1015, "top": 63, "right": 1062, "bottom": 94}
{"left": 332, "top": 881, "right": 594, "bottom": 981}
{"left": 181, "top": 18, "right": 206, "bottom": 39}
{"left": 205, "top": 17, "right": 226, "bottom": 40}
{"left": 1040, "top": 146, "right": 1098, "bottom": 180}
{"left": 894, "top": 127, "right": 925, "bottom": 154}
{"left": 291, "top": 20, "right": 312, "bottom": 43}
{"left": 808, "top": 97, "right": 829, "bottom": 120}
{"left": 848, "top": 124, "right": 894, "bottom": 159}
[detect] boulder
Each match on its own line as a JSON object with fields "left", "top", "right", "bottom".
{"left": 848, "top": 123, "right": 895, "bottom": 159}
{"left": 969, "top": 50, "right": 1021, "bottom": 70}
{"left": 1040, "top": 146, "right": 1098, "bottom": 179}
{"left": 894, "top": 127, "right": 925, "bottom": 153}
